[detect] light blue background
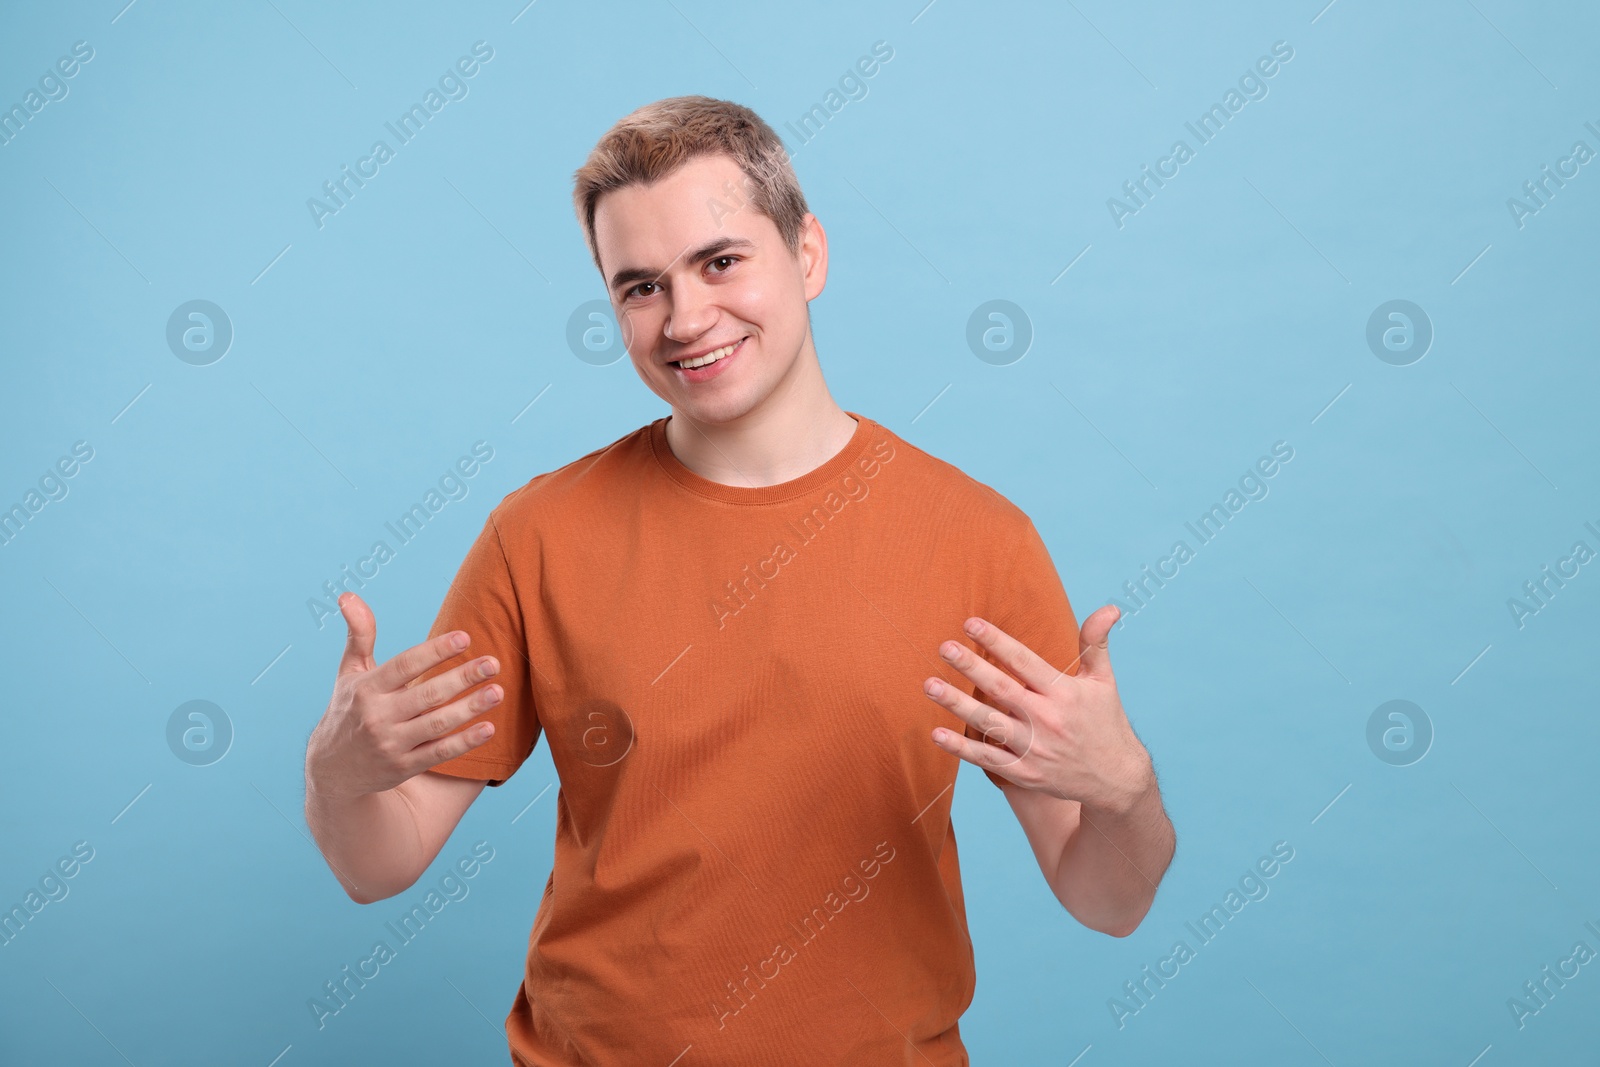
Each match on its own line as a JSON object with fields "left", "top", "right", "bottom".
{"left": 3, "top": 1, "right": 1597, "bottom": 1063}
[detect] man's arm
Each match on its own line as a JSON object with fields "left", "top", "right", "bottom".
{"left": 994, "top": 757, "right": 1173, "bottom": 937}
{"left": 306, "top": 771, "right": 487, "bottom": 905}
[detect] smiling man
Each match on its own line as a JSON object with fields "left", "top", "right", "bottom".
{"left": 304, "top": 95, "right": 1174, "bottom": 1065}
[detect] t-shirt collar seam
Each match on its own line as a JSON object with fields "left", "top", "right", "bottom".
{"left": 647, "top": 413, "right": 878, "bottom": 506}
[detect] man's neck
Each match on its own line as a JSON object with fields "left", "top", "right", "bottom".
{"left": 663, "top": 358, "right": 858, "bottom": 488}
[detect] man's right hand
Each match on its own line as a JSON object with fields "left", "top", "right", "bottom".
{"left": 305, "top": 592, "right": 502, "bottom": 799}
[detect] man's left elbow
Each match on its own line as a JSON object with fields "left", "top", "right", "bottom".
{"left": 1095, "top": 906, "right": 1151, "bottom": 938}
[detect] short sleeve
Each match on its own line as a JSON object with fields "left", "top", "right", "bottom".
{"left": 405, "top": 512, "right": 540, "bottom": 787}
{"left": 962, "top": 516, "right": 1082, "bottom": 789}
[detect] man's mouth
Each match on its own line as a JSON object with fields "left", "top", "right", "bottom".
{"left": 670, "top": 337, "right": 744, "bottom": 370}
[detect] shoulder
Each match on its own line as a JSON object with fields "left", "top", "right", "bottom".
{"left": 871, "top": 421, "right": 1036, "bottom": 541}
{"left": 483, "top": 420, "right": 657, "bottom": 538}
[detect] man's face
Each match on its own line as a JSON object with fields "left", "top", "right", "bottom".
{"left": 593, "top": 153, "right": 826, "bottom": 426}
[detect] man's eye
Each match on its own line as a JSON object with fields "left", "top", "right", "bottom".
{"left": 708, "top": 256, "right": 735, "bottom": 273}
{"left": 627, "top": 282, "right": 658, "bottom": 299}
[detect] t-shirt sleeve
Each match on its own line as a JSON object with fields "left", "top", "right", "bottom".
{"left": 404, "top": 511, "right": 540, "bottom": 787}
{"left": 963, "top": 515, "right": 1082, "bottom": 790}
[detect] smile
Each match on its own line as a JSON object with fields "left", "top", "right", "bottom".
{"left": 669, "top": 337, "right": 746, "bottom": 382}
{"left": 671, "top": 338, "right": 743, "bottom": 370}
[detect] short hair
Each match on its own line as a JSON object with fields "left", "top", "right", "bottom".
{"left": 571, "top": 95, "right": 809, "bottom": 276}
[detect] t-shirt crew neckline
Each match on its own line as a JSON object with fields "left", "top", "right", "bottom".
{"left": 648, "top": 410, "right": 877, "bottom": 506}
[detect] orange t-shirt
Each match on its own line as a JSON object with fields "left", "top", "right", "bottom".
{"left": 413, "top": 411, "right": 1081, "bottom": 1066}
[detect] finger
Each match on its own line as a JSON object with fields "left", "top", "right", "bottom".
{"left": 961, "top": 690, "right": 1035, "bottom": 769}
{"left": 961, "top": 617, "right": 1065, "bottom": 693}
{"left": 937, "top": 637, "right": 1035, "bottom": 716}
{"left": 367, "top": 628, "right": 472, "bottom": 694}
{"left": 401, "top": 679, "right": 503, "bottom": 753}
{"left": 922, "top": 676, "right": 1028, "bottom": 753}
{"left": 929, "top": 723, "right": 1024, "bottom": 786}
{"left": 394, "top": 654, "right": 499, "bottom": 719}
{"left": 408, "top": 702, "right": 500, "bottom": 772}
{"left": 337, "top": 593, "right": 379, "bottom": 675}
{"left": 1077, "top": 604, "right": 1121, "bottom": 679}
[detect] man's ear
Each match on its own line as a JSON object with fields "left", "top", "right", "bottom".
{"left": 800, "top": 213, "right": 828, "bottom": 301}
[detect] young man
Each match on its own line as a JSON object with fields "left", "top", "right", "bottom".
{"left": 305, "top": 96, "right": 1174, "bottom": 1065}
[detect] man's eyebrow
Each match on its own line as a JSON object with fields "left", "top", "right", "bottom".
{"left": 608, "top": 237, "right": 756, "bottom": 294}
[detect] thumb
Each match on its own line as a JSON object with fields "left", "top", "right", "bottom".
{"left": 1076, "top": 604, "right": 1120, "bottom": 679}
{"left": 337, "top": 592, "right": 377, "bottom": 675}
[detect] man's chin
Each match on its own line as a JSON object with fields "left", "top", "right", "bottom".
{"left": 670, "top": 387, "right": 768, "bottom": 429}
{"left": 672, "top": 398, "right": 748, "bottom": 428}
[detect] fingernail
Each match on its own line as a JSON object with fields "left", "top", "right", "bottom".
{"left": 452, "top": 632, "right": 469, "bottom": 650}
{"left": 941, "top": 642, "right": 959, "bottom": 661}
{"left": 964, "top": 618, "right": 983, "bottom": 636}
{"left": 924, "top": 679, "right": 943, "bottom": 698}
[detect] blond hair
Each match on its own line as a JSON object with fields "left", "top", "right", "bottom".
{"left": 571, "top": 95, "right": 809, "bottom": 274}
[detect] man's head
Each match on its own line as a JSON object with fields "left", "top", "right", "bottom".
{"left": 572, "top": 96, "right": 828, "bottom": 426}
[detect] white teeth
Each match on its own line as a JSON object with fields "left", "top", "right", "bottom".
{"left": 677, "top": 342, "right": 737, "bottom": 370}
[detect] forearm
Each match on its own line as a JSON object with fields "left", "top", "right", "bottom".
{"left": 1051, "top": 764, "right": 1174, "bottom": 937}
{"left": 304, "top": 770, "right": 427, "bottom": 905}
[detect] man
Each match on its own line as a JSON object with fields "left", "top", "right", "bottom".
{"left": 305, "top": 95, "right": 1174, "bottom": 1065}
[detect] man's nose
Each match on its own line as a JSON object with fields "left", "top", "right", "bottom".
{"left": 663, "top": 283, "right": 717, "bottom": 343}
